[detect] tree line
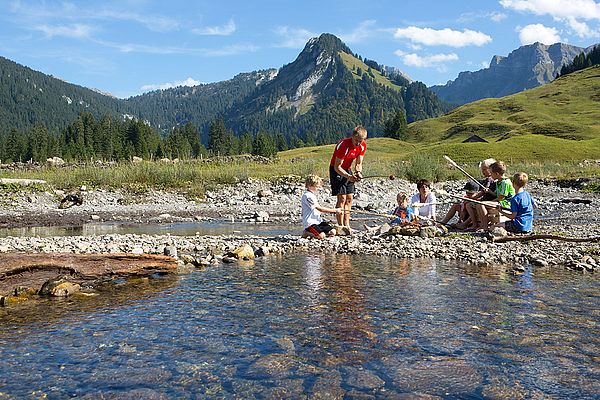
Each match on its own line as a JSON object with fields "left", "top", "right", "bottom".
{"left": 558, "top": 45, "right": 600, "bottom": 77}
{"left": 0, "top": 106, "right": 411, "bottom": 164}
{"left": 0, "top": 112, "right": 296, "bottom": 163}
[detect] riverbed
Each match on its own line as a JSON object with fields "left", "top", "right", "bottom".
{"left": 0, "top": 253, "right": 598, "bottom": 398}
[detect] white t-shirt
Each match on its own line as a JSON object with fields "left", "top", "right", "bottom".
{"left": 301, "top": 190, "right": 323, "bottom": 228}
{"left": 411, "top": 192, "right": 437, "bottom": 219}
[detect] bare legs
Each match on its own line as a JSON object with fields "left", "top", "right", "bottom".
{"left": 336, "top": 194, "right": 353, "bottom": 227}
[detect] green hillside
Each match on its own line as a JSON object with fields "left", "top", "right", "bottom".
{"left": 279, "top": 66, "right": 600, "bottom": 165}
{"left": 409, "top": 66, "right": 600, "bottom": 143}
{"left": 338, "top": 51, "right": 403, "bottom": 91}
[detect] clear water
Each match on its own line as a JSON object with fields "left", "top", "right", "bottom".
{"left": 0, "top": 220, "right": 299, "bottom": 238}
{"left": 0, "top": 254, "right": 598, "bottom": 399}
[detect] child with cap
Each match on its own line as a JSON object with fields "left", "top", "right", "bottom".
{"left": 440, "top": 180, "right": 480, "bottom": 229}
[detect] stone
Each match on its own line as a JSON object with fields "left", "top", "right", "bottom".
{"left": 257, "top": 189, "right": 273, "bottom": 198}
{"left": 46, "top": 156, "right": 65, "bottom": 167}
{"left": 91, "top": 215, "right": 101, "bottom": 221}
{"left": 132, "top": 156, "right": 143, "bottom": 163}
{"left": 164, "top": 245, "right": 178, "bottom": 258}
{"left": 231, "top": 244, "right": 255, "bottom": 260}
{"left": 39, "top": 277, "right": 81, "bottom": 297}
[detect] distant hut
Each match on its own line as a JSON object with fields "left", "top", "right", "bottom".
{"left": 462, "top": 134, "right": 488, "bottom": 143}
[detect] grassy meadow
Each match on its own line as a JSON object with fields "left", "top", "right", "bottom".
{"left": 1, "top": 66, "right": 599, "bottom": 194}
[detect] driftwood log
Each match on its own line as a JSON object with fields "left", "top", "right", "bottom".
{"left": 0, "top": 253, "right": 178, "bottom": 296}
{"left": 492, "top": 234, "right": 600, "bottom": 243}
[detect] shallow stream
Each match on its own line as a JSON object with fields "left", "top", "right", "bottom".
{"left": 0, "top": 254, "right": 598, "bottom": 398}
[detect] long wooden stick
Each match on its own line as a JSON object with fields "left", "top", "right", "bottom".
{"left": 352, "top": 210, "right": 394, "bottom": 218}
{"left": 443, "top": 155, "right": 487, "bottom": 191}
{"left": 361, "top": 174, "right": 396, "bottom": 180}
{"left": 436, "top": 189, "right": 511, "bottom": 211}
{"left": 492, "top": 234, "right": 600, "bottom": 243}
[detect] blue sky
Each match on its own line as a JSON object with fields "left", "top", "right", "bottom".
{"left": 1, "top": 0, "right": 599, "bottom": 98}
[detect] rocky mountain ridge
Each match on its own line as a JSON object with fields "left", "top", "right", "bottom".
{"left": 430, "top": 42, "right": 596, "bottom": 105}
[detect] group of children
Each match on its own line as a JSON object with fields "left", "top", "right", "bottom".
{"left": 300, "top": 158, "right": 535, "bottom": 239}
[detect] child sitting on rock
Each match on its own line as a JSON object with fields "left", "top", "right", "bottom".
{"left": 364, "top": 192, "right": 416, "bottom": 234}
{"left": 494, "top": 172, "right": 535, "bottom": 234}
{"left": 440, "top": 180, "right": 479, "bottom": 230}
{"left": 475, "top": 160, "right": 516, "bottom": 231}
{"left": 301, "top": 175, "right": 343, "bottom": 239}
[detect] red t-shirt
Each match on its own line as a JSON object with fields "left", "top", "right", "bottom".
{"left": 329, "top": 137, "right": 367, "bottom": 169}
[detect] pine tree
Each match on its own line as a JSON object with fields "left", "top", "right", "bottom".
{"left": 252, "top": 131, "right": 277, "bottom": 157}
{"left": 384, "top": 109, "right": 408, "bottom": 140}
{"left": 208, "top": 118, "right": 227, "bottom": 155}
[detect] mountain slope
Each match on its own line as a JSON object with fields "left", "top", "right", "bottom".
{"left": 409, "top": 65, "right": 600, "bottom": 143}
{"left": 430, "top": 42, "right": 592, "bottom": 105}
{"left": 224, "top": 33, "right": 449, "bottom": 144}
{"left": 0, "top": 33, "right": 448, "bottom": 146}
{"left": 0, "top": 56, "right": 124, "bottom": 134}
{"left": 124, "top": 70, "right": 277, "bottom": 134}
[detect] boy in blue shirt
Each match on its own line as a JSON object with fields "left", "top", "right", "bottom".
{"left": 495, "top": 172, "right": 535, "bottom": 234}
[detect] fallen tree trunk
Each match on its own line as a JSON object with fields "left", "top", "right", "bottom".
{"left": 492, "top": 234, "right": 600, "bottom": 243}
{"left": 0, "top": 253, "right": 177, "bottom": 296}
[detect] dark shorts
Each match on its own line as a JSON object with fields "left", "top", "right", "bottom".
{"left": 306, "top": 221, "right": 334, "bottom": 237}
{"left": 505, "top": 220, "right": 530, "bottom": 234}
{"left": 329, "top": 165, "right": 355, "bottom": 196}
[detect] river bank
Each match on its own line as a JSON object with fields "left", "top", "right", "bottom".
{"left": 0, "top": 176, "right": 598, "bottom": 274}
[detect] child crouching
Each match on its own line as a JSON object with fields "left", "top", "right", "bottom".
{"left": 301, "top": 175, "right": 343, "bottom": 239}
{"left": 494, "top": 172, "right": 535, "bottom": 234}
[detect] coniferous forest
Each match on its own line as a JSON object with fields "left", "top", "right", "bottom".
{"left": 0, "top": 34, "right": 452, "bottom": 162}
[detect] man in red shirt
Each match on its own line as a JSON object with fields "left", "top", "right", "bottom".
{"left": 329, "top": 126, "right": 367, "bottom": 228}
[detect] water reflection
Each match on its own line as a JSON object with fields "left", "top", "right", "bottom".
{"left": 0, "top": 220, "right": 298, "bottom": 238}
{"left": 0, "top": 254, "right": 597, "bottom": 398}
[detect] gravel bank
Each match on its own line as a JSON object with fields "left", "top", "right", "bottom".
{"left": 0, "top": 177, "right": 598, "bottom": 272}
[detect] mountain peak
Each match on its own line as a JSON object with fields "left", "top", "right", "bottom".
{"left": 303, "top": 33, "right": 352, "bottom": 56}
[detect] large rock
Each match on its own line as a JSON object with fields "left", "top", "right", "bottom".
{"left": 231, "top": 244, "right": 255, "bottom": 260}
{"left": 46, "top": 156, "right": 65, "bottom": 167}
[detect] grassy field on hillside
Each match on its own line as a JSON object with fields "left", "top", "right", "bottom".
{"left": 338, "top": 51, "right": 402, "bottom": 91}
{"left": 409, "top": 66, "right": 600, "bottom": 143}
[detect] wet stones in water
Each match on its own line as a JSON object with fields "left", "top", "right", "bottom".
{"left": 39, "top": 276, "right": 81, "bottom": 297}
{"left": 224, "top": 244, "right": 255, "bottom": 261}
{"left": 309, "top": 371, "right": 345, "bottom": 399}
{"left": 390, "top": 360, "right": 482, "bottom": 396}
{"left": 343, "top": 366, "right": 385, "bottom": 390}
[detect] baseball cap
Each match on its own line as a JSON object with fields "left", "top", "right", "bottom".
{"left": 463, "top": 180, "right": 479, "bottom": 194}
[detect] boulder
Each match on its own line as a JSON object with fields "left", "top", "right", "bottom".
{"left": 46, "top": 156, "right": 65, "bottom": 167}
{"left": 39, "top": 277, "right": 81, "bottom": 297}
{"left": 230, "top": 244, "right": 255, "bottom": 260}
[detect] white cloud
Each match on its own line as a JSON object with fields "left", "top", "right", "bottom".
{"left": 273, "top": 26, "right": 316, "bottom": 48}
{"left": 94, "top": 39, "right": 257, "bottom": 56}
{"left": 393, "top": 26, "right": 492, "bottom": 47}
{"left": 490, "top": 12, "right": 508, "bottom": 22}
{"left": 394, "top": 50, "right": 459, "bottom": 67}
{"left": 501, "top": 0, "right": 600, "bottom": 38}
{"left": 518, "top": 23, "right": 561, "bottom": 44}
{"left": 500, "top": 0, "right": 600, "bottom": 20}
{"left": 141, "top": 77, "right": 203, "bottom": 92}
{"left": 565, "top": 16, "right": 599, "bottom": 38}
{"left": 192, "top": 19, "right": 236, "bottom": 36}
{"left": 34, "top": 23, "right": 94, "bottom": 39}
{"left": 203, "top": 44, "right": 258, "bottom": 56}
{"left": 339, "top": 20, "right": 376, "bottom": 44}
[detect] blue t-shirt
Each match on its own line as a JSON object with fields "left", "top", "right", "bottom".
{"left": 510, "top": 190, "right": 534, "bottom": 232}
